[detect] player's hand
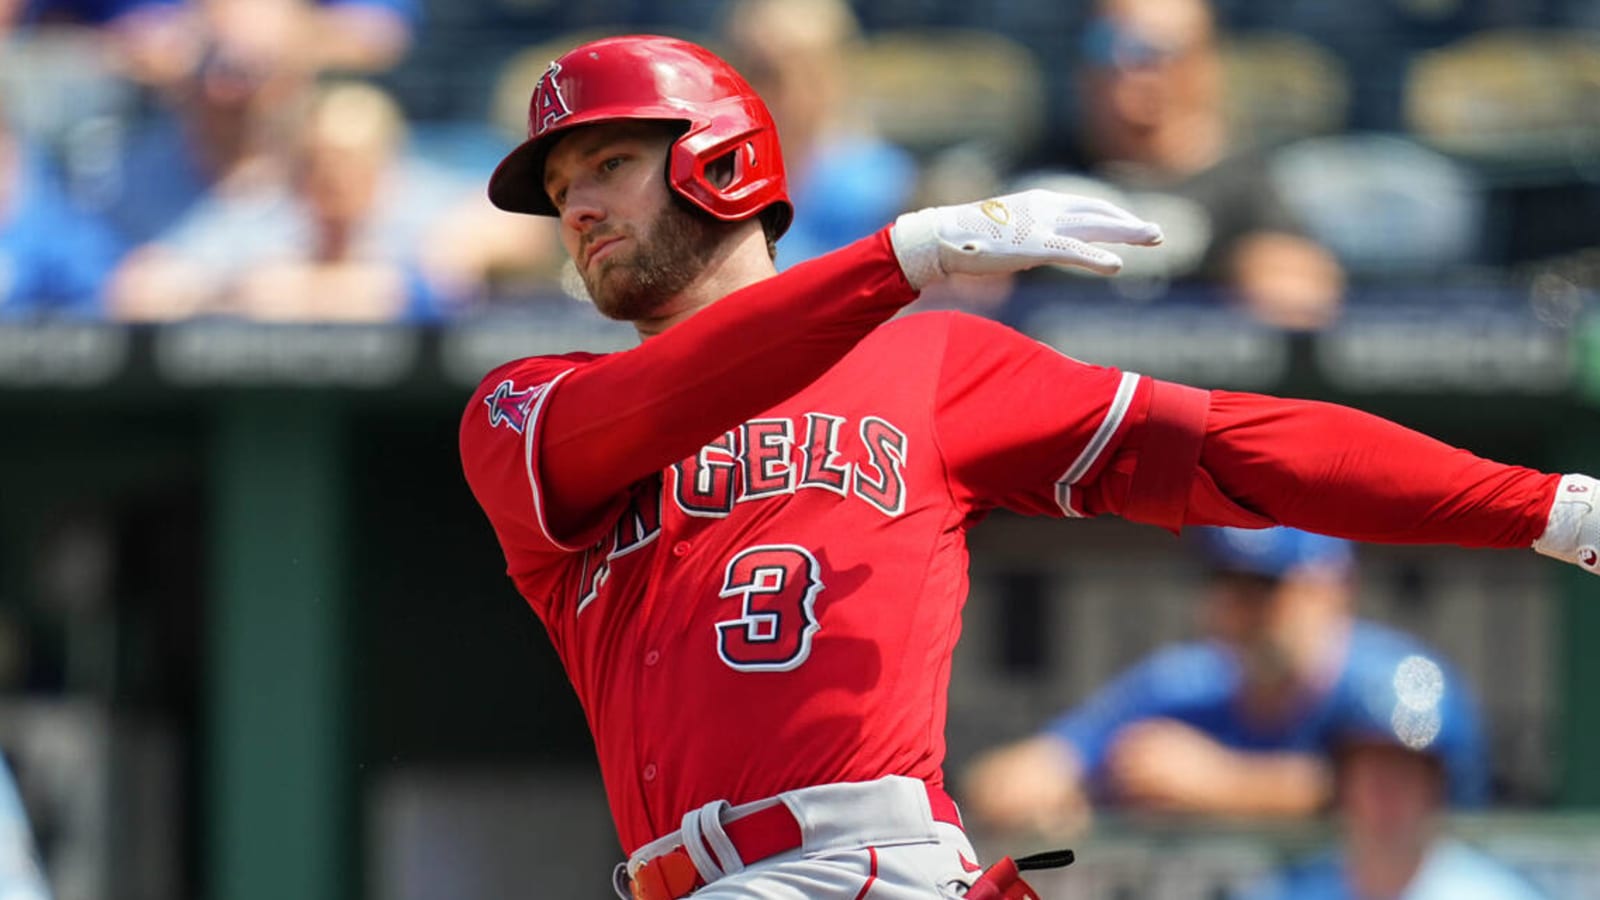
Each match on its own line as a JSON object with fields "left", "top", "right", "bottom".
{"left": 889, "top": 189, "right": 1163, "bottom": 290}
{"left": 1534, "top": 474, "right": 1600, "bottom": 575}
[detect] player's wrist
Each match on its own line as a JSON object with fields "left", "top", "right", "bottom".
{"left": 1533, "top": 473, "right": 1600, "bottom": 574}
{"left": 888, "top": 208, "right": 944, "bottom": 291}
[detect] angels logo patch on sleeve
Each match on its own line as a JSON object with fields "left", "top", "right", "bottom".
{"left": 484, "top": 379, "right": 547, "bottom": 434}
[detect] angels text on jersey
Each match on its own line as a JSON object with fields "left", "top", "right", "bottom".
{"left": 573, "top": 410, "right": 909, "bottom": 614}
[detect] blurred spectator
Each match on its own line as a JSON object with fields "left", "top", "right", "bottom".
{"left": 2, "top": 0, "right": 183, "bottom": 87}
{"left": 960, "top": 526, "right": 1488, "bottom": 837}
{"left": 25, "top": 0, "right": 422, "bottom": 88}
{"left": 108, "top": 80, "right": 528, "bottom": 321}
{"left": 0, "top": 102, "right": 121, "bottom": 318}
{"left": 8, "top": 0, "right": 177, "bottom": 30}
{"left": 0, "top": 753, "right": 50, "bottom": 899}
{"left": 2, "top": 0, "right": 414, "bottom": 151}
{"left": 1015, "top": 0, "right": 1344, "bottom": 329}
{"left": 719, "top": 0, "right": 918, "bottom": 270}
{"left": 1267, "top": 134, "right": 1487, "bottom": 285}
{"left": 1239, "top": 654, "right": 1547, "bottom": 900}
{"left": 97, "top": 0, "right": 320, "bottom": 248}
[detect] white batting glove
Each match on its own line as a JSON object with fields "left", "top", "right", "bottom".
{"left": 1533, "top": 474, "right": 1600, "bottom": 575}
{"left": 889, "top": 189, "right": 1164, "bottom": 290}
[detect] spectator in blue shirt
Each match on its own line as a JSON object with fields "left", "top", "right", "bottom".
{"left": 0, "top": 109, "right": 120, "bottom": 318}
{"left": 960, "top": 526, "right": 1488, "bottom": 837}
{"left": 1239, "top": 655, "right": 1546, "bottom": 900}
{"left": 98, "top": 0, "right": 419, "bottom": 250}
{"left": 1012, "top": 0, "right": 1344, "bottom": 330}
{"left": 108, "top": 79, "right": 526, "bottom": 321}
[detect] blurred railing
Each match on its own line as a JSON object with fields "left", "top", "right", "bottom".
{"left": 972, "top": 813, "right": 1600, "bottom": 900}
{"left": 0, "top": 288, "right": 1591, "bottom": 399}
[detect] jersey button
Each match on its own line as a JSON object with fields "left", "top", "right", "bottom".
{"left": 672, "top": 541, "right": 691, "bottom": 557}
{"left": 643, "top": 764, "right": 658, "bottom": 782}
{"left": 644, "top": 650, "right": 660, "bottom": 667}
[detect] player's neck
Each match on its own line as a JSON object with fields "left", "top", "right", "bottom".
{"left": 632, "top": 230, "right": 779, "bottom": 339}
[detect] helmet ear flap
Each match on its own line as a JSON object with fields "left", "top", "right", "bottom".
{"left": 670, "top": 116, "right": 792, "bottom": 229}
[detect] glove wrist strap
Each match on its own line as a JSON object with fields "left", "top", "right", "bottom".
{"left": 889, "top": 210, "right": 943, "bottom": 291}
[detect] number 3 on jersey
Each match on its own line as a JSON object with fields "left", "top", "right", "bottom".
{"left": 715, "top": 544, "right": 823, "bottom": 672}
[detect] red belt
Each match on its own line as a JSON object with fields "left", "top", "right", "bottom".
{"left": 629, "top": 784, "right": 964, "bottom": 900}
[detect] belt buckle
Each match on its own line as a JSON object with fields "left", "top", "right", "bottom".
{"left": 629, "top": 848, "right": 702, "bottom": 900}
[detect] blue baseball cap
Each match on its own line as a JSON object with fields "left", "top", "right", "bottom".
{"left": 1191, "top": 526, "right": 1355, "bottom": 580}
{"left": 1326, "top": 647, "right": 1489, "bottom": 805}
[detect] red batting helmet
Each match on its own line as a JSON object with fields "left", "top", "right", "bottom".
{"left": 487, "top": 34, "right": 793, "bottom": 237}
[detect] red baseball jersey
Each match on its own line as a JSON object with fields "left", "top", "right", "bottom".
{"left": 460, "top": 310, "right": 1146, "bottom": 852}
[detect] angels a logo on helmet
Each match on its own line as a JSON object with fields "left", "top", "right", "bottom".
{"left": 532, "top": 61, "right": 573, "bottom": 135}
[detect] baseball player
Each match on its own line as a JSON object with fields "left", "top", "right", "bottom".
{"left": 458, "top": 34, "right": 1600, "bottom": 900}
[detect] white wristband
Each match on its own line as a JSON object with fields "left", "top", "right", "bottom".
{"left": 889, "top": 209, "right": 943, "bottom": 291}
{"left": 1533, "top": 473, "right": 1600, "bottom": 573}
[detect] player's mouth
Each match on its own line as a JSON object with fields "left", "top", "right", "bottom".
{"left": 584, "top": 236, "right": 625, "bottom": 270}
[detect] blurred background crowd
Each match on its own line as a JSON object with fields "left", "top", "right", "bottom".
{"left": 1, "top": 0, "right": 1599, "bottom": 328}
{"left": 2, "top": 0, "right": 1600, "bottom": 898}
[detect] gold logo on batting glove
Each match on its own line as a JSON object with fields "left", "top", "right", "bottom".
{"left": 980, "top": 200, "right": 1010, "bottom": 225}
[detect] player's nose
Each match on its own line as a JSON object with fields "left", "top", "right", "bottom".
{"left": 559, "top": 185, "right": 606, "bottom": 233}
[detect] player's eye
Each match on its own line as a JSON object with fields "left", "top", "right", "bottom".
{"left": 599, "top": 154, "right": 626, "bottom": 174}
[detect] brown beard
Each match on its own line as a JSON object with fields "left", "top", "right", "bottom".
{"left": 582, "top": 197, "right": 735, "bottom": 322}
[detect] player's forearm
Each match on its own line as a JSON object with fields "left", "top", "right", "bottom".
{"left": 1195, "top": 392, "right": 1557, "bottom": 548}
{"left": 542, "top": 230, "right": 915, "bottom": 514}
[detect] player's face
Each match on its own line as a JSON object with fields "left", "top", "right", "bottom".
{"left": 543, "top": 121, "right": 727, "bottom": 321}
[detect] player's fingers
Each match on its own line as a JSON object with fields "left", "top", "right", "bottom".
{"left": 1049, "top": 238, "right": 1125, "bottom": 276}
{"left": 1023, "top": 191, "right": 1163, "bottom": 245}
{"left": 1016, "top": 189, "right": 1132, "bottom": 221}
{"left": 1032, "top": 192, "right": 1130, "bottom": 217}
{"left": 1051, "top": 213, "right": 1164, "bottom": 248}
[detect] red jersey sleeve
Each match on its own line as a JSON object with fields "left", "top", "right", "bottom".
{"left": 459, "top": 353, "right": 610, "bottom": 580}
{"left": 925, "top": 314, "right": 1557, "bottom": 548}
{"left": 930, "top": 312, "right": 1148, "bottom": 517}
{"left": 1074, "top": 387, "right": 1558, "bottom": 548}
{"left": 1192, "top": 390, "right": 1557, "bottom": 547}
